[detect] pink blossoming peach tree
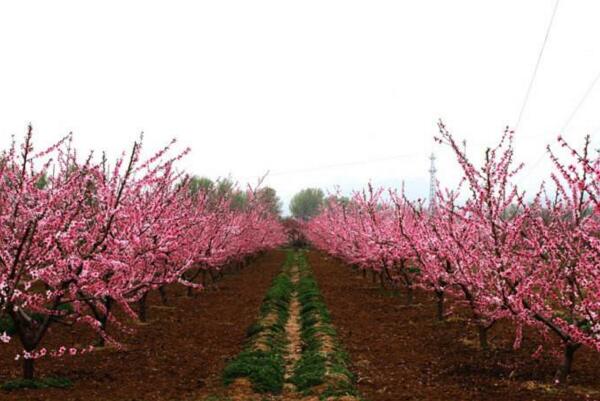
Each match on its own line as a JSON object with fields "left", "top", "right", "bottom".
{"left": 0, "top": 127, "right": 286, "bottom": 379}
{"left": 304, "top": 122, "right": 600, "bottom": 384}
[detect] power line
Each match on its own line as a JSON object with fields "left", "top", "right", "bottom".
{"left": 269, "top": 154, "right": 417, "bottom": 177}
{"left": 515, "top": 0, "right": 560, "bottom": 132}
{"left": 518, "top": 67, "right": 600, "bottom": 184}
{"left": 559, "top": 69, "right": 600, "bottom": 134}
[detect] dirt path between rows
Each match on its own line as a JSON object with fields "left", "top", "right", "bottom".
{"left": 309, "top": 251, "right": 600, "bottom": 401}
{"left": 283, "top": 266, "right": 302, "bottom": 394}
{"left": 0, "top": 251, "right": 285, "bottom": 401}
{"left": 221, "top": 259, "right": 360, "bottom": 401}
{"left": 225, "top": 264, "right": 316, "bottom": 401}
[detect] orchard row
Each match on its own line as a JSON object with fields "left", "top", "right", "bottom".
{"left": 0, "top": 128, "right": 287, "bottom": 380}
{"left": 304, "top": 122, "right": 600, "bottom": 384}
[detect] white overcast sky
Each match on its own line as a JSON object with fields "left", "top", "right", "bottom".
{"left": 1, "top": 1, "right": 599, "bottom": 213}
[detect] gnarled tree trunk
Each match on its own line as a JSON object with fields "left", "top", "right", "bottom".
{"left": 554, "top": 342, "right": 580, "bottom": 384}
{"left": 435, "top": 290, "right": 445, "bottom": 321}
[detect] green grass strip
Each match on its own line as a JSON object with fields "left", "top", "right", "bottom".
{"left": 222, "top": 251, "right": 295, "bottom": 394}
{"left": 291, "top": 250, "right": 360, "bottom": 399}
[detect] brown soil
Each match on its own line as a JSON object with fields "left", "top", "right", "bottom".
{"left": 308, "top": 251, "right": 600, "bottom": 401}
{"left": 0, "top": 250, "right": 285, "bottom": 401}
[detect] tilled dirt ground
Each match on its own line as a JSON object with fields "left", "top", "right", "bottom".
{"left": 309, "top": 251, "right": 600, "bottom": 401}
{"left": 3, "top": 249, "right": 599, "bottom": 401}
{"left": 0, "top": 250, "right": 285, "bottom": 401}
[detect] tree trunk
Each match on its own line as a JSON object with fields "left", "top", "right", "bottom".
{"left": 23, "top": 357, "right": 34, "bottom": 380}
{"left": 185, "top": 268, "right": 202, "bottom": 297}
{"left": 138, "top": 293, "right": 148, "bottom": 322}
{"left": 399, "top": 267, "right": 413, "bottom": 306}
{"left": 11, "top": 311, "right": 48, "bottom": 380}
{"left": 478, "top": 325, "right": 489, "bottom": 350}
{"left": 379, "top": 272, "right": 386, "bottom": 289}
{"left": 405, "top": 285, "right": 413, "bottom": 305}
{"left": 554, "top": 342, "right": 580, "bottom": 384}
{"left": 96, "top": 298, "right": 113, "bottom": 346}
{"left": 435, "top": 290, "right": 445, "bottom": 321}
{"left": 362, "top": 269, "right": 366, "bottom": 279}
{"left": 209, "top": 270, "right": 218, "bottom": 289}
{"left": 185, "top": 270, "right": 201, "bottom": 297}
{"left": 159, "top": 286, "right": 168, "bottom": 305}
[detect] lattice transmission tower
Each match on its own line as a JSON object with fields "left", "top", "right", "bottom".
{"left": 428, "top": 152, "right": 437, "bottom": 213}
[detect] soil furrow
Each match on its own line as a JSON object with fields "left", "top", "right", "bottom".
{"left": 283, "top": 266, "right": 302, "bottom": 393}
